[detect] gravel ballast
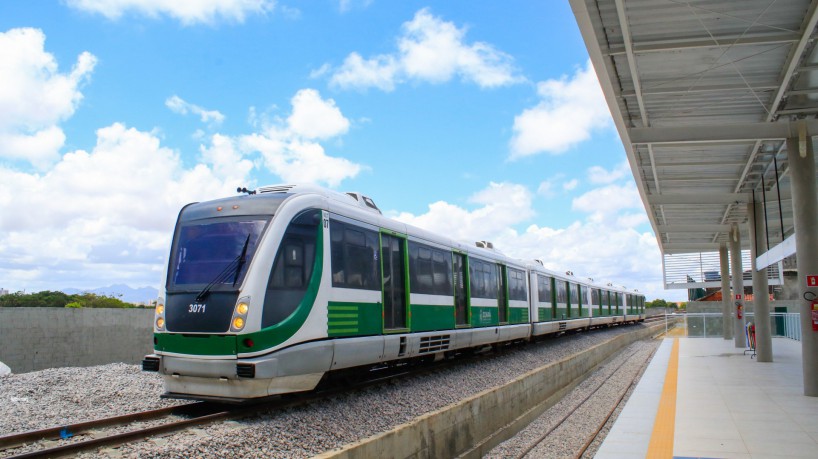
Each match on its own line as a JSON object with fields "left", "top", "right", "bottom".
{"left": 485, "top": 339, "right": 660, "bottom": 458}
{"left": 0, "top": 324, "right": 659, "bottom": 458}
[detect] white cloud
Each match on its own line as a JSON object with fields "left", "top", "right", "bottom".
{"left": 588, "top": 160, "right": 631, "bottom": 184}
{"left": 571, "top": 181, "right": 643, "bottom": 223}
{"left": 536, "top": 174, "right": 580, "bottom": 197}
{"left": 394, "top": 182, "right": 534, "bottom": 243}
{"left": 286, "top": 89, "right": 350, "bottom": 139}
{"left": 0, "top": 28, "right": 96, "bottom": 168}
{"left": 328, "top": 8, "right": 522, "bottom": 91}
{"left": 238, "top": 88, "right": 363, "bottom": 187}
{"left": 66, "top": 0, "right": 274, "bottom": 25}
{"left": 330, "top": 53, "right": 399, "bottom": 92}
{"left": 0, "top": 85, "right": 364, "bottom": 291}
{"left": 537, "top": 180, "right": 554, "bottom": 197}
{"left": 562, "top": 179, "right": 579, "bottom": 191}
{"left": 166, "top": 95, "right": 225, "bottom": 125}
{"left": 510, "top": 59, "right": 611, "bottom": 159}
{"left": 392, "top": 181, "right": 666, "bottom": 299}
{"left": 0, "top": 123, "right": 249, "bottom": 291}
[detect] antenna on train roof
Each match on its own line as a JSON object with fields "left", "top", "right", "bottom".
{"left": 237, "top": 187, "right": 256, "bottom": 195}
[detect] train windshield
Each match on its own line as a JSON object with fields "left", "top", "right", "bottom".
{"left": 169, "top": 219, "right": 267, "bottom": 289}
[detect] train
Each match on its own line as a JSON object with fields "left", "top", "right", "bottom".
{"left": 142, "top": 184, "right": 645, "bottom": 401}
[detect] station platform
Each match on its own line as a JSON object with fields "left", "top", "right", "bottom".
{"left": 596, "top": 336, "right": 818, "bottom": 459}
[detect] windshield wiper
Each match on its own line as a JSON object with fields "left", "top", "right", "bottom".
{"left": 232, "top": 234, "right": 251, "bottom": 286}
{"left": 194, "top": 234, "right": 251, "bottom": 303}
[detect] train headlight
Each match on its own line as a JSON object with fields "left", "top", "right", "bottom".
{"left": 230, "top": 297, "right": 251, "bottom": 332}
{"left": 156, "top": 304, "right": 164, "bottom": 315}
{"left": 156, "top": 318, "right": 165, "bottom": 329}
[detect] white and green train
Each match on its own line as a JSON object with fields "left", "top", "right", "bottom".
{"left": 143, "top": 184, "right": 645, "bottom": 401}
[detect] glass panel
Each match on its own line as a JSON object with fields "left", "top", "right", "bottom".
{"left": 330, "top": 220, "right": 381, "bottom": 290}
{"left": 382, "top": 234, "right": 406, "bottom": 329}
{"left": 263, "top": 210, "right": 320, "bottom": 328}
{"left": 171, "top": 219, "right": 267, "bottom": 288}
{"left": 498, "top": 265, "right": 507, "bottom": 322}
{"left": 454, "top": 253, "right": 468, "bottom": 325}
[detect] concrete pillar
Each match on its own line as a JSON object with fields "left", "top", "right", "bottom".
{"left": 748, "top": 200, "right": 772, "bottom": 362}
{"left": 786, "top": 135, "right": 818, "bottom": 396}
{"left": 720, "top": 243, "right": 732, "bottom": 340}
{"left": 730, "top": 223, "right": 747, "bottom": 348}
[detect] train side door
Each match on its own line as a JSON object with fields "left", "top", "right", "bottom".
{"left": 381, "top": 233, "right": 407, "bottom": 330}
{"left": 453, "top": 252, "right": 469, "bottom": 326}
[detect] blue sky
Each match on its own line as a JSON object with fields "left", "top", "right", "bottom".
{"left": 0, "top": 1, "right": 681, "bottom": 301}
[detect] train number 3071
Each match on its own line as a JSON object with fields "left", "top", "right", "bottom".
{"left": 188, "top": 303, "right": 206, "bottom": 313}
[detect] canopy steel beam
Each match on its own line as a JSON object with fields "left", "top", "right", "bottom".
{"left": 647, "top": 193, "right": 751, "bottom": 205}
{"left": 620, "top": 83, "right": 778, "bottom": 97}
{"left": 630, "top": 120, "right": 818, "bottom": 144}
{"left": 657, "top": 224, "right": 732, "bottom": 233}
{"left": 604, "top": 33, "right": 799, "bottom": 56}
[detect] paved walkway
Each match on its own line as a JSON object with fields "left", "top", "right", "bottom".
{"left": 596, "top": 336, "right": 818, "bottom": 458}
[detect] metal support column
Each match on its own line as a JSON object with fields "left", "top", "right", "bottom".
{"left": 720, "top": 243, "right": 732, "bottom": 340}
{"left": 730, "top": 223, "right": 747, "bottom": 348}
{"left": 786, "top": 134, "right": 818, "bottom": 396}
{"left": 749, "top": 200, "right": 772, "bottom": 362}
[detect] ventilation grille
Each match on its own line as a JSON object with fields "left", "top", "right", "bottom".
{"left": 558, "top": 322, "right": 567, "bottom": 331}
{"left": 258, "top": 185, "right": 295, "bottom": 194}
{"left": 419, "top": 335, "right": 450, "bottom": 353}
{"left": 236, "top": 363, "right": 255, "bottom": 378}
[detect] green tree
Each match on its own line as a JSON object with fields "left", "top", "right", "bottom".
{"left": 0, "top": 291, "right": 138, "bottom": 308}
{"left": 65, "top": 301, "right": 83, "bottom": 308}
{"left": 648, "top": 298, "right": 669, "bottom": 309}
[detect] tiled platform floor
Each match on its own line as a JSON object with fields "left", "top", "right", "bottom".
{"left": 596, "top": 337, "right": 818, "bottom": 459}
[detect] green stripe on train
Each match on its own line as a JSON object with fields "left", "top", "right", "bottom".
{"left": 410, "top": 304, "right": 455, "bottom": 332}
{"left": 155, "top": 333, "right": 237, "bottom": 356}
{"left": 508, "top": 307, "right": 529, "bottom": 324}
{"left": 327, "top": 301, "right": 382, "bottom": 337}
{"left": 471, "top": 306, "right": 498, "bottom": 327}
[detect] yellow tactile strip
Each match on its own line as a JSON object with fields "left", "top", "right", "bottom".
{"left": 646, "top": 338, "right": 680, "bottom": 458}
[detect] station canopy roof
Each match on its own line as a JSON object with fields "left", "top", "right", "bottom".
{"left": 570, "top": 0, "right": 818, "bottom": 289}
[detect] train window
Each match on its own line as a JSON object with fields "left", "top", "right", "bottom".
{"left": 556, "top": 281, "right": 567, "bottom": 303}
{"left": 591, "top": 289, "right": 599, "bottom": 305}
{"left": 508, "top": 268, "right": 527, "bottom": 301}
{"left": 469, "top": 259, "right": 498, "bottom": 299}
{"left": 537, "top": 275, "right": 553, "bottom": 304}
{"left": 263, "top": 209, "right": 321, "bottom": 328}
{"left": 581, "top": 285, "right": 589, "bottom": 305}
{"left": 569, "top": 283, "right": 579, "bottom": 306}
{"left": 329, "top": 219, "right": 381, "bottom": 291}
{"left": 408, "top": 241, "right": 453, "bottom": 296}
{"left": 170, "top": 218, "right": 268, "bottom": 288}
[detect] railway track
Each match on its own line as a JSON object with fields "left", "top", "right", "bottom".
{"left": 509, "top": 339, "right": 660, "bottom": 459}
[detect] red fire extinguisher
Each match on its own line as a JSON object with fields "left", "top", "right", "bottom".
{"left": 737, "top": 304, "right": 743, "bottom": 319}
{"left": 812, "top": 301, "right": 818, "bottom": 332}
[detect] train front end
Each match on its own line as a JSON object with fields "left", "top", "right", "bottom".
{"left": 143, "top": 190, "right": 332, "bottom": 401}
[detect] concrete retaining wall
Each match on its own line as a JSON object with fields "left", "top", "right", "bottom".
{"left": 315, "top": 323, "right": 665, "bottom": 459}
{"left": 0, "top": 307, "right": 154, "bottom": 374}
